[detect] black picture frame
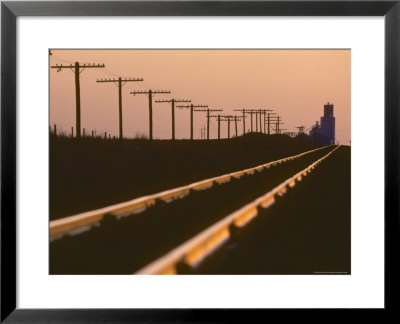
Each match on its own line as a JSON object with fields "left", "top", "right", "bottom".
{"left": 1, "top": 0, "right": 399, "bottom": 322}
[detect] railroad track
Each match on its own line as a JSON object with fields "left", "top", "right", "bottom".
{"left": 50, "top": 145, "right": 340, "bottom": 274}
{"left": 50, "top": 145, "right": 333, "bottom": 241}
{"left": 135, "top": 145, "right": 341, "bottom": 274}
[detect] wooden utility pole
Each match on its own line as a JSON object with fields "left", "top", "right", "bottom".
{"left": 234, "top": 109, "right": 247, "bottom": 135}
{"left": 155, "top": 99, "right": 191, "bottom": 140}
{"left": 296, "top": 126, "right": 305, "bottom": 135}
{"left": 194, "top": 108, "right": 223, "bottom": 140}
{"left": 51, "top": 62, "right": 105, "bottom": 138}
{"left": 234, "top": 109, "right": 259, "bottom": 136}
{"left": 276, "top": 116, "right": 280, "bottom": 134}
{"left": 235, "top": 115, "right": 239, "bottom": 137}
{"left": 177, "top": 104, "right": 208, "bottom": 140}
{"left": 263, "top": 110, "right": 266, "bottom": 134}
{"left": 274, "top": 116, "right": 284, "bottom": 134}
{"left": 256, "top": 109, "right": 273, "bottom": 134}
{"left": 295, "top": 125, "right": 305, "bottom": 143}
{"left": 266, "top": 112, "right": 278, "bottom": 135}
{"left": 256, "top": 110, "right": 263, "bottom": 132}
{"left": 255, "top": 110, "right": 259, "bottom": 132}
{"left": 97, "top": 77, "right": 144, "bottom": 139}
{"left": 245, "top": 110, "right": 258, "bottom": 133}
{"left": 210, "top": 115, "right": 222, "bottom": 140}
{"left": 131, "top": 89, "right": 171, "bottom": 141}
{"left": 230, "top": 114, "right": 246, "bottom": 138}
{"left": 219, "top": 115, "right": 241, "bottom": 139}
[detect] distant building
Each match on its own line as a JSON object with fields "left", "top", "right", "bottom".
{"left": 308, "top": 102, "right": 336, "bottom": 145}
{"left": 320, "top": 102, "right": 335, "bottom": 144}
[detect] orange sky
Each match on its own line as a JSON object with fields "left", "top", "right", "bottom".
{"left": 49, "top": 49, "right": 350, "bottom": 143}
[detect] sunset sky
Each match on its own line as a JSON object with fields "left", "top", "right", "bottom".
{"left": 49, "top": 49, "right": 350, "bottom": 143}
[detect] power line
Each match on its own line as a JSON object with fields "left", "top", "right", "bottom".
{"left": 209, "top": 115, "right": 223, "bottom": 140}
{"left": 246, "top": 109, "right": 259, "bottom": 133}
{"left": 130, "top": 89, "right": 171, "bottom": 141}
{"left": 97, "top": 77, "right": 144, "bottom": 139}
{"left": 218, "top": 115, "right": 242, "bottom": 139}
{"left": 265, "top": 112, "right": 278, "bottom": 135}
{"left": 274, "top": 116, "right": 284, "bottom": 134}
{"left": 155, "top": 99, "right": 191, "bottom": 140}
{"left": 194, "top": 108, "right": 223, "bottom": 140}
{"left": 51, "top": 62, "right": 105, "bottom": 138}
{"left": 259, "top": 109, "right": 273, "bottom": 134}
{"left": 176, "top": 104, "right": 208, "bottom": 140}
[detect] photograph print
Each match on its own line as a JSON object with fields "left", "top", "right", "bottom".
{"left": 49, "top": 49, "right": 351, "bottom": 275}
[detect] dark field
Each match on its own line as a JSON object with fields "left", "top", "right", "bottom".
{"left": 50, "top": 133, "right": 317, "bottom": 220}
{"left": 50, "top": 146, "right": 334, "bottom": 274}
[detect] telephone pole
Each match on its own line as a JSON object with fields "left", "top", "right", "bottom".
{"left": 245, "top": 110, "right": 258, "bottom": 133}
{"left": 234, "top": 109, "right": 247, "bottom": 136}
{"left": 261, "top": 109, "right": 273, "bottom": 134}
{"left": 194, "top": 108, "right": 223, "bottom": 140}
{"left": 131, "top": 89, "right": 171, "bottom": 141}
{"left": 97, "top": 77, "right": 144, "bottom": 139}
{"left": 249, "top": 110, "right": 254, "bottom": 132}
{"left": 255, "top": 110, "right": 259, "bottom": 132}
{"left": 295, "top": 125, "right": 305, "bottom": 143}
{"left": 258, "top": 110, "right": 263, "bottom": 132}
{"left": 219, "top": 115, "right": 240, "bottom": 139}
{"left": 296, "top": 126, "right": 305, "bottom": 135}
{"left": 255, "top": 110, "right": 263, "bottom": 132}
{"left": 177, "top": 104, "right": 208, "bottom": 140}
{"left": 51, "top": 62, "right": 105, "bottom": 138}
{"left": 274, "top": 116, "right": 284, "bottom": 134}
{"left": 210, "top": 115, "right": 222, "bottom": 140}
{"left": 234, "top": 115, "right": 244, "bottom": 138}
{"left": 276, "top": 116, "right": 280, "bottom": 134}
{"left": 266, "top": 112, "right": 278, "bottom": 135}
{"left": 155, "top": 99, "right": 191, "bottom": 140}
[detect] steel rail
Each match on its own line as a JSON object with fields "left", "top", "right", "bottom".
{"left": 50, "top": 145, "right": 333, "bottom": 239}
{"left": 135, "top": 145, "right": 341, "bottom": 274}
